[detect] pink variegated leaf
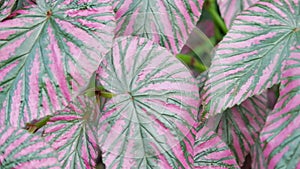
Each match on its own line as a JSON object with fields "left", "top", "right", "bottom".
{"left": 206, "top": 93, "right": 269, "bottom": 166}
{"left": 96, "top": 36, "right": 199, "bottom": 168}
{"left": 199, "top": 72, "right": 269, "bottom": 166}
{"left": 250, "top": 139, "right": 267, "bottom": 169}
{"left": 0, "top": 126, "right": 61, "bottom": 168}
{"left": 197, "top": 71, "right": 208, "bottom": 92}
{"left": 113, "top": 0, "right": 204, "bottom": 54}
{"left": 43, "top": 96, "right": 100, "bottom": 169}
{"left": 15, "top": 0, "right": 36, "bottom": 8}
{"left": 217, "top": 0, "right": 259, "bottom": 28}
{"left": 0, "top": 0, "right": 17, "bottom": 21}
{"left": 203, "top": 0, "right": 300, "bottom": 115}
{"left": 193, "top": 125, "right": 239, "bottom": 168}
{"left": 260, "top": 49, "right": 300, "bottom": 169}
{"left": 0, "top": 0, "right": 36, "bottom": 21}
{"left": 0, "top": 0, "right": 115, "bottom": 127}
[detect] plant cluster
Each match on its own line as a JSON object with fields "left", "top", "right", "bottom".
{"left": 0, "top": 0, "right": 299, "bottom": 169}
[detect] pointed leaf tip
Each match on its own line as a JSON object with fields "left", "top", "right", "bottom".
{"left": 203, "top": 0, "right": 300, "bottom": 115}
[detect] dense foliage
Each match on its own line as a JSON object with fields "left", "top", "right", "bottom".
{"left": 0, "top": 0, "right": 299, "bottom": 168}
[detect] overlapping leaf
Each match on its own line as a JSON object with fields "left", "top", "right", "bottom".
{"left": 199, "top": 71, "right": 269, "bottom": 166}
{"left": 96, "top": 36, "right": 199, "bottom": 168}
{"left": 206, "top": 93, "right": 269, "bottom": 166}
{"left": 112, "top": 0, "right": 204, "bottom": 54}
{"left": 197, "top": 71, "right": 208, "bottom": 92}
{"left": 250, "top": 140, "right": 267, "bottom": 169}
{"left": 14, "top": 0, "right": 36, "bottom": 9}
{"left": 0, "top": 0, "right": 37, "bottom": 21}
{"left": 217, "top": 0, "right": 259, "bottom": 28}
{"left": 43, "top": 96, "right": 100, "bottom": 169}
{"left": 0, "top": 0, "right": 16, "bottom": 21}
{"left": 203, "top": 0, "right": 300, "bottom": 115}
{"left": 0, "top": 126, "right": 61, "bottom": 168}
{"left": 0, "top": 0, "right": 115, "bottom": 127}
{"left": 260, "top": 50, "right": 300, "bottom": 169}
{"left": 193, "top": 125, "right": 239, "bottom": 168}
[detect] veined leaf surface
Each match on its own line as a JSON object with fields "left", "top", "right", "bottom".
{"left": 196, "top": 71, "right": 207, "bottom": 92}
{"left": 43, "top": 96, "right": 100, "bottom": 169}
{"left": 0, "top": 0, "right": 115, "bottom": 127}
{"left": 0, "top": 0, "right": 16, "bottom": 21}
{"left": 203, "top": 0, "right": 300, "bottom": 115}
{"left": 206, "top": 93, "right": 269, "bottom": 166}
{"left": 193, "top": 125, "right": 239, "bottom": 169}
{"left": 217, "top": 0, "right": 259, "bottom": 28}
{"left": 0, "top": 126, "right": 61, "bottom": 168}
{"left": 96, "top": 36, "right": 199, "bottom": 168}
{"left": 200, "top": 71, "right": 269, "bottom": 166}
{"left": 14, "top": 0, "right": 37, "bottom": 9}
{"left": 250, "top": 139, "right": 267, "bottom": 169}
{"left": 260, "top": 50, "right": 300, "bottom": 169}
{"left": 113, "top": 0, "right": 204, "bottom": 54}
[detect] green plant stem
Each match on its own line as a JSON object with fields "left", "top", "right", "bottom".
{"left": 214, "top": 25, "right": 222, "bottom": 42}
{"left": 176, "top": 54, "right": 207, "bottom": 72}
{"left": 25, "top": 115, "right": 52, "bottom": 133}
{"left": 85, "top": 86, "right": 116, "bottom": 98}
{"left": 34, "top": 115, "right": 52, "bottom": 128}
{"left": 207, "top": 0, "right": 228, "bottom": 34}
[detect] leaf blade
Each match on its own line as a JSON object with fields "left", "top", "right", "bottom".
{"left": 260, "top": 49, "right": 300, "bottom": 169}
{"left": 113, "top": 0, "right": 204, "bottom": 54}
{"left": 0, "top": 126, "right": 61, "bottom": 168}
{"left": 43, "top": 96, "right": 100, "bottom": 169}
{"left": 206, "top": 93, "right": 269, "bottom": 166}
{"left": 203, "top": 0, "right": 300, "bottom": 115}
{"left": 217, "top": 0, "right": 259, "bottom": 28}
{"left": 193, "top": 125, "right": 239, "bottom": 169}
{"left": 97, "top": 36, "right": 200, "bottom": 168}
{"left": 0, "top": 0, "right": 16, "bottom": 21}
{"left": 0, "top": 0, "right": 115, "bottom": 127}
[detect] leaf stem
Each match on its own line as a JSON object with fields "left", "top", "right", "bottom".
{"left": 176, "top": 54, "right": 207, "bottom": 72}
{"left": 293, "top": 27, "right": 300, "bottom": 32}
{"left": 25, "top": 115, "right": 52, "bottom": 134}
